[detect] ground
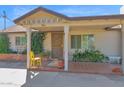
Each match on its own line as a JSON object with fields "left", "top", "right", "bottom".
{"left": 0, "top": 61, "right": 124, "bottom": 87}
{"left": 0, "top": 61, "right": 26, "bottom": 87}
{"left": 23, "top": 71, "right": 124, "bottom": 87}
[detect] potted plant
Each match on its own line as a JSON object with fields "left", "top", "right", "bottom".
{"left": 41, "top": 51, "right": 52, "bottom": 62}
{"left": 58, "top": 58, "right": 64, "bottom": 69}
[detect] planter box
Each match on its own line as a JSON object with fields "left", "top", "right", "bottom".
{"left": 69, "top": 62, "right": 121, "bottom": 74}
{"left": 0, "top": 54, "right": 27, "bottom": 62}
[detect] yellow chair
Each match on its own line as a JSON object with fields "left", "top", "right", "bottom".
{"left": 30, "top": 51, "right": 42, "bottom": 67}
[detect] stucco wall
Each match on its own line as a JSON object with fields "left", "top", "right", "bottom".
{"left": 8, "top": 33, "right": 26, "bottom": 52}
{"left": 68, "top": 28, "right": 121, "bottom": 60}
{"left": 43, "top": 32, "right": 52, "bottom": 51}
{"left": 43, "top": 29, "right": 121, "bottom": 60}
{"left": 7, "top": 28, "right": 120, "bottom": 60}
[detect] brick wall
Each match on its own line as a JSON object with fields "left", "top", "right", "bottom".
{"left": 69, "top": 62, "right": 122, "bottom": 74}
{"left": 0, "top": 54, "right": 27, "bottom": 62}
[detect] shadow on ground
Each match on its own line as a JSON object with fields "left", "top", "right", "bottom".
{"left": 22, "top": 71, "right": 124, "bottom": 87}
{"left": 0, "top": 61, "right": 26, "bottom": 69}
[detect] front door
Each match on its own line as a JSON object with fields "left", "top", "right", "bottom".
{"left": 52, "top": 32, "right": 64, "bottom": 59}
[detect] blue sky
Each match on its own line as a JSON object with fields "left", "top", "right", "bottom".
{"left": 0, "top": 5, "right": 122, "bottom": 30}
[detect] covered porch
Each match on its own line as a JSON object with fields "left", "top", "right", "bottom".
{"left": 26, "top": 21, "right": 123, "bottom": 74}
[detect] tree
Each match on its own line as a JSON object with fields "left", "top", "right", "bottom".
{"left": 31, "top": 32, "right": 46, "bottom": 54}
{"left": 0, "top": 33, "right": 10, "bottom": 53}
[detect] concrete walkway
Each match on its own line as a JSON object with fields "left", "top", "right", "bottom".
{"left": 0, "top": 61, "right": 26, "bottom": 87}
{"left": 23, "top": 71, "right": 124, "bottom": 87}
{"left": 0, "top": 68, "right": 27, "bottom": 87}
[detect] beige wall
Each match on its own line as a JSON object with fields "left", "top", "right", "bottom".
{"left": 8, "top": 32, "right": 52, "bottom": 53}
{"left": 43, "top": 32, "right": 52, "bottom": 51}
{"left": 43, "top": 28, "right": 121, "bottom": 60}
{"left": 68, "top": 28, "right": 121, "bottom": 59}
{"left": 7, "top": 27, "right": 121, "bottom": 59}
{"left": 8, "top": 33, "right": 26, "bottom": 52}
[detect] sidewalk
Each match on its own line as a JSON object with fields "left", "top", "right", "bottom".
{"left": 0, "top": 68, "right": 27, "bottom": 87}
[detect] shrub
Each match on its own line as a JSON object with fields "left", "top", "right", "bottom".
{"left": 72, "top": 49, "right": 109, "bottom": 62}
{"left": 22, "top": 49, "right": 27, "bottom": 54}
{"left": 31, "top": 32, "right": 46, "bottom": 54}
{"left": 41, "top": 50, "right": 51, "bottom": 58}
{"left": 0, "top": 33, "right": 10, "bottom": 53}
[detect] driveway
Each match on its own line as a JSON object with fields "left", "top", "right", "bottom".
{"left": 23, "top": 71, "right": 124, "bottom": 87}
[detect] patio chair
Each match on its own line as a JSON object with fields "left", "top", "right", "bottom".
{"left": 30, "top": 51, "right": 42, "bottom": 68}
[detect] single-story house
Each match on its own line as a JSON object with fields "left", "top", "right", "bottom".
{"left": 3, "top": 25, "right": 37, "bottom": 53}
{"left": 2, "top": 6, "right": 124, "bottom": 72}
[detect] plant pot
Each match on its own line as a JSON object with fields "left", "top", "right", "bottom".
{"left": 58, "top": 60, "right": 64, "bottom": 69}
{"left": 112, "top": 67, "right": 121, "bottom": 73}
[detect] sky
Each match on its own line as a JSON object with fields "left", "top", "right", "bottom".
{"left": 0, "top": 5, "right": 122, "bottom": 30}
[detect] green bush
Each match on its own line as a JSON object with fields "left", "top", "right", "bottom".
{"left": 72, "top": 49, "right": 109, "bottom": 62}
{"left": 22, "top": 49, "right": 27, "bottom": 54}
{"left": 0, "top": 33, "right": 10, "bottom": 53}
{"left": 41, "top": 50, "right": 51, "bottom": 58}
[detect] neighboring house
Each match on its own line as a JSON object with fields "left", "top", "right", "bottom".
{"left": 2, "top": 25, "right": 27, "bottom": 53}
{"left": 2, "top": 25, "right": 37, "bottom": 53}
{"left": 2, "top": 6, "right": 124, "bottom": 71}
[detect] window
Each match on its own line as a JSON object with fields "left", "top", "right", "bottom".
{"left": 16, "top": 36, "right": 26, "bottom": 46}
{"left": 71, "top": 35, "right": 81, "bottom": 49}
{"left": 82, "top": 34, "right": 95, "bottom": 50}
{"left": 71, "top": 34, "right": 95, "bottom": 50}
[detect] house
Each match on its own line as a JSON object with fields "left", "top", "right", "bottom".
{"left": 2, "top": 25, "right": 37, "bottom": 53}
{"left": 3, "top": 6, "right": 124, "bottom": 72}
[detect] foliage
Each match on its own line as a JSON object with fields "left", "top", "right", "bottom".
{"left": 8, "top": 49, "right": 17, "bottom": 54}
{"left": 72, "top": 49, "right": 109, "bottom": 62}
{"left": 31, "top": 32, "right": 46, "bottom": 54}
{"left": 0, "top": 33, "right": 10, "bottom": 53}
{"left": 22, "top": 49, "right": 27, "bottom": 54}
{"left": 40, "top": 50, "right": 51, "bottom": 58}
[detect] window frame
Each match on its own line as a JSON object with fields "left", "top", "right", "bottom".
{"left": 15, "top": 36, "right": 26, "bottom": 46}
{"left": 71, "top": 35, "right": 81, "bottom": 49}
{"left": 71, "top": 34, "right": 95, "bottom": 50}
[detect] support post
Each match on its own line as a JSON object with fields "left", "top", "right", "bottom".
{"left": 64, "top": 25, "right": 69, "bottom": 71}
{"left": 27, "top": 30, "right": 31, "bottom": 69}
{"left": 121, "top": 24, "right": 124, "bottom": 73}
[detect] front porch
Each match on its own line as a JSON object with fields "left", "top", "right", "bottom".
{"left": 25, "top": 24, "right": 124, "bottom": 75}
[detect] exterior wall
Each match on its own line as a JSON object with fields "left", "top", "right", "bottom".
{"left": 43, "top": 32, "right": 52, "bottom": 51}
{"left": 68, "top": 28, "right": 121, "bottom": 60}
{"left": 8, "top": 32, "right": 52, "bottom": 53}
{"left": 8, "top": 32, "right": 26, "bottom": 52}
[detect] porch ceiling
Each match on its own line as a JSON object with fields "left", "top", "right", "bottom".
{"left": 30, "top": 24, "right": 119, "bottom": 32}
